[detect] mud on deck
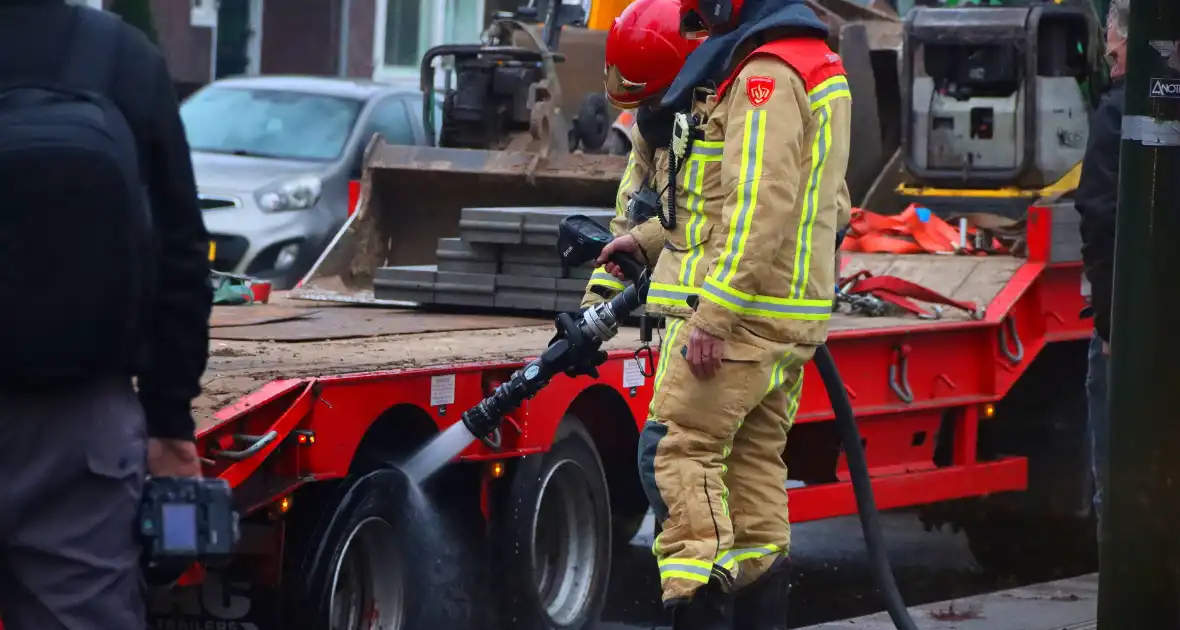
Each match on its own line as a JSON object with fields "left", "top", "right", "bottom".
{"left": 196, "top": 254, "right": 1024, "bottom": 429}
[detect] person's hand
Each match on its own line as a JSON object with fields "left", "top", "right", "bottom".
{"left": 685, "top": 326, "right": 725, "bottom": 380}
{"left": 1102, "top": 340, "right": 1110, "bottom": 356}
{"left": 594, "top": 234, "right": 640, "bottom": 280}
{"left": 148, "top": 438, "right": 203, "bottom": 478}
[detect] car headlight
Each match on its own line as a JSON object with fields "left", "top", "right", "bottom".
{"left": 255, "top": 175, "right": 323, "bottom": 212}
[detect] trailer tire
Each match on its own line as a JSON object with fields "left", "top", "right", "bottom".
{"left": 293, "top": 469, "right": 475, "bottom": 630}
{"left": 963, "top": 511, "right": 1097, "bottom": 581}
{"left": 493, "top": 417, "right": 612, "bottom": 630}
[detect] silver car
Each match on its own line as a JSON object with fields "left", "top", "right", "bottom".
{"left": 181, "top": 75, "right": 439, "bottom": 289}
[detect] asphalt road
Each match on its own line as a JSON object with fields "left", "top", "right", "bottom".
{"left": 595, "top": 509, "right": 1029, "bottom": 630}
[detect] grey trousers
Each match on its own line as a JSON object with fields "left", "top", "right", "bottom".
{"left": 0, "top": 378, "right": 147, "bottom": 630}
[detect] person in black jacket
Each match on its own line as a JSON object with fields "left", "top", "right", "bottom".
{"left": 1075, "top": 0, "right": 1128, "bottom": 542}
{"left": 0, "top": 1, "right": 210, "bottom": 628}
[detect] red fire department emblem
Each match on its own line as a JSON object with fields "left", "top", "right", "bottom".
{"left": 746, "top": 76, "right": 775, "bottom": 107}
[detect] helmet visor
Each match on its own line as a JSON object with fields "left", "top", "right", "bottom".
{"left": 605, "top": 64, "right": 650, "bottom": 108}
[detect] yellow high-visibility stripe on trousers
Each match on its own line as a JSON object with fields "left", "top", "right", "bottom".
{"left": 649, "top": 318, "right": 685, "bottom": 411}
{"left": 655, "top": 545, "right": 783, "bottom": 584}
{"left": 656, "top": 553, "right": 741, "bottom": 584}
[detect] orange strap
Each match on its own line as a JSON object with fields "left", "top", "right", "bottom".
{"left": 840, "top": 205, "right": 1008, "bottom": 256}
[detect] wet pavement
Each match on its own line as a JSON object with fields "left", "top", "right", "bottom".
{"left": 597, "top": 509, "right": 1043, "bottom": 629}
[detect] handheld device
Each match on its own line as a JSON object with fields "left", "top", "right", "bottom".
{"left": 139, "top": 476, "right": 240, "bottom": 585}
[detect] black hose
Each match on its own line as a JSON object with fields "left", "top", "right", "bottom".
{"left": 814, "top": 344, "right": 919, "bottom": 630}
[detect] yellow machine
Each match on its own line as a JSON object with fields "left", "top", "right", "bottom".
{"left": 586, "top": 0, "right": 635, "bottom": 29}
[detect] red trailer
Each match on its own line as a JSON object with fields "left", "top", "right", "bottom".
{"left": 144, "top": 202, "right": 1092, "bottom": 630}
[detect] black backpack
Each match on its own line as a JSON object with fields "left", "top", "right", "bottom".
{"left": 0, "top": 9, "right": 154, "bottom": 388}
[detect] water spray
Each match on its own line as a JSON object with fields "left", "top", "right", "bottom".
{"left": 405, "top": 215, "right": 919, "bottom": 629}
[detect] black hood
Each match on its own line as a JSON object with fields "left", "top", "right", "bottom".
{"left": 660, "top": 0, "right": 828, "bottom": 108}
{"left": 637, "top": 104, "right": 677, "bottom": 150}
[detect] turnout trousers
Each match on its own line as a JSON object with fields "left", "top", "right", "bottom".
{"left": 638, "top": 316, "right": 813, "bottom": 603}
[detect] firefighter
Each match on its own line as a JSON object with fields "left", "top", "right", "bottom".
{"left": 580, "top": 0, "right": 702, "bottom": 308}
{"left": 595, "top": 0, "right": 853, "bottom": 627}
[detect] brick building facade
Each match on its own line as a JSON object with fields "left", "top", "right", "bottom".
{"left": 73, "top": 0, "right": 514, "bottom": 95}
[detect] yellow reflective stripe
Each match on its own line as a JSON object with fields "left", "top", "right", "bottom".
{"left": 808, "top": 76, "right": 851, "bottom": 112}
{"left": 701, "top": 277, "right": 832, "bottom": 320}
{"left": 646, "top": 282, "right": 700, "bottom": 309}
{"left": 659, "top": 566, "right": 712, "bottom": 583}
{"left": 656, "top": 555, "right": 739, "bottom": 582}
{"left": 650, "top": 281, "right": 832, "bottom": 320}
{"left": 789, "top": 104, "right": 833, "bottom": 300}
{"left": 785, "top": 366, "right": 805, "bottom": 427}
{"left": 615, "top": 151, "right": 637, "bottom": 217}
{"left": 587, "top": 268, "right": 625, "bottom": 291}
{"left": 714, "top": 108, "right": 767, "bottom": 285}
{"left": 717, "top": 544, "right": 783, "bottom": 566}
{"left": 691, "top": 140, "right": 725, "bottom": 158}
{"left": 651, "top": 318, "right": 685, "bottom": 393}
{"left": 766, "top": 352, "right": 791, "bottom": 394}
{"left": 679, "top": 157, "right": 709, "bottom": 285}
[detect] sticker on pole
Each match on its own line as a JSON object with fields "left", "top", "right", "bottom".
{"left": 1149, "top": 77, "right": 1180, "bottom": 99}
{"left": 430, "top": 374, "right": 456, "bottom": 406}
{"left": 623, "top": 358, "right": 646, "bottom": 388}
{"left": 746, "top": 76, "right": 776, "bottom": 107}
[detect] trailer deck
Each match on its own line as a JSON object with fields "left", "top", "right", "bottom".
{"left": 197, "top": 253, "right": 1023, "bottom": 430}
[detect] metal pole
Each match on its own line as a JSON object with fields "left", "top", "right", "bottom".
{"left": 338, "top": 0, "right": 352, "bottom": 76}
{"left": 1098, "top": 0, "right": 1180, "bottom": 627}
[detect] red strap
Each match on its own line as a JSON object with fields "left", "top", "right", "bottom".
{"left": 841, "top": 272, "right": 978, "bottom": 317}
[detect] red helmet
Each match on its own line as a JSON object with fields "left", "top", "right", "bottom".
{"left": 604, "top": 0, "right": 704, "bottom": 110}
{"left": 679, "top": 0, "right": 743, "bottom": 38}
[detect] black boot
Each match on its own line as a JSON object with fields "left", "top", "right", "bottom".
{"left": 732, "top": 557, "right": 791, "bottom": 630}
{"left": 670, "top": 579, "right": 733, "bottom": 630}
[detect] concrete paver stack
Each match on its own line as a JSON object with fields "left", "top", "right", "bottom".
{"left": 373, "top": 207, "right": 627, "bottom": 313}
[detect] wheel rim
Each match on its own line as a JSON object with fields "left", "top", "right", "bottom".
{"left": 531, "top": 458, "right": 600, "bottom": 626}
{"left": 328, "top": 516, "right": 405, "bottom": 630}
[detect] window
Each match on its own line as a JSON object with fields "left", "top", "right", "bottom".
{"left": 383, "top": 0, "right": 427, "bottom": 68}
{"left": 376, "top": 0, "right": 486, "bottom": 78}
{"left": 443, "top": 0, "right": 482, "bottom": 49}
{"left": 181, "top": 87, "right": 364, "bottom": 162}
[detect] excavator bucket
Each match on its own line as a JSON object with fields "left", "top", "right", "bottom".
{"left": 291, "top": 139, "right": 627, "bottom": 303}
